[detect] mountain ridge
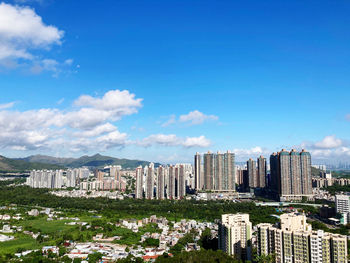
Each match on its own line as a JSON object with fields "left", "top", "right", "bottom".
{"left": 15, "top": 153, "right": 160, "bottom": 170}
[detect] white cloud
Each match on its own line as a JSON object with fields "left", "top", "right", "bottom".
{"left": 0, "top": 90, "right": 214, "bottom": 154}
{"left": 161, "top": 114, "right": 176, "bottom": 127}
{"left": 0, "top": 3, "right": 63, "bottom": 60}
{"left": 77, "top": 123, "right": 117, "bottom": 137}
{"left": 179, "top": 110, "right": 218, "bottom": 125}
{"left": 313, "top": 135, "right": 343, "bottom": 149}
{"left": 183, "top": 135, "right": 211, "bottom": 148}
{"left": 299, "top": 135, "right": 350, "bottom": 162}
{"left": 0, "top": 89, "right": 142, "bottom": 152}
{"left": 232, "top": 146, "right": 267, "bottom": 158}
{"left": 137, "top": 134, "right": 211, "bottom": 148}
{"left": 96, "top": 131, "right": 128, "bottom": 149}
{"left": 0, "top": 102, "right": 15, "bottom": 110}
{"left": 0, "top": 3, "right": 71, "bottom": 75}
{"left": 161, "top": 110, "right": 218, "bottom": 127}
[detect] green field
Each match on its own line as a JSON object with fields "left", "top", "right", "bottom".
{"left": 19, "top": 217, "right": 76, "bottom": 235}
{"left": 0, "top": 234, "right": 39, "bottom": 254}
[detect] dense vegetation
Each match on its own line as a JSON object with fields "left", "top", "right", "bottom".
{"left": 323, "top": 184, "right": 350, "bottom": 195}
{"left": 17, "top": 153, "right": 160, "bottom": 169}
{"left": 0, "top": 155, "right": 63, "bottom": 173}
{"left": 331, "top": 170, "right": 350, "bottom": 179}
{"left": 0, "top": 185, "right": 279, "bottom": 225}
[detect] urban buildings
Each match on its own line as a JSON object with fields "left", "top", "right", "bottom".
{"left": 247, "top": 158, "right": 257, "bottom": 188}
{"left": 194, "top": 152, "right": 203, "bottom": 190}
{"left": 257, "top": 213, "right": 348, "bottom": 263}
{"left": 218, "top": 213, "right": 252, "bottom": 261}
{"left": 335, "top": 195, "right": 350, "bottom": 214}
{"left": 26, "top": 170, "right": 64, "bottom": 189}
{"left": 134, "top": 163, "right": 190, "bottom": 200}
{"left": 270, "top": 149, "right": 312, "bottom": 201}
{"left": 199, "top": 151, "right": 235, "bottom": 192}
{"left": 135, "top": 166, "right": 143, "bottom": 199}
{"left": 335, "top": 194, "right": 350, "bottom": 225}
{"left": 257, "top": 156, "right": 266, "bottom": 188}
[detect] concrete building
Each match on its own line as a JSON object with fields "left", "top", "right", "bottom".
{"left": 156, "top": 166, "right": 165, "bottom": 200}
{"left": 194, "top": 152, "right": 203, "bottom": 190}
{"left": 167, "top": 165, "right": 176, "bottom": 199}
{"left": 257, "top": 213, "right": 347, "bottom": 263}
{"left": 202, "top": 151, "right": 235, "bottom": 191}
{"left": 270, "top": 149, "right": 312, "bottom": 201}
{"left": 247, "top": 158, "right": 257, "bottom": 188}
{"left": 335, "top": 195, "right": 350, "bottom": 214}
{"left": 177, "top": 165, "right": 186, "bottom": 199}
{"left": 135, "top": 166, "right": 143, "bottom": 199}
{"left": 145, "top": 164, "right": 154, "bottom": 200}
{"left": 257, "top": 156, "right": 266, "bottom": 188}
{"left": 219, "top": 213, "right": 252, "bottom": 261}
{"left": 203, "top": 152, "right": 215, "bottom": 190}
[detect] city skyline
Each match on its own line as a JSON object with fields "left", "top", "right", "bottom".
{"left": 1, "top": 1, "right": 350, "bottom": 164}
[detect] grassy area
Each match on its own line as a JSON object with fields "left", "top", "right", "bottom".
{"left": 0, "top": 234, "right": 39, "bottom": 254}
{"left": 19, "top": 217, "right": 76, "bottom": 235}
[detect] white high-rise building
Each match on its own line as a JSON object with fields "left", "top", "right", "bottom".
{"left": 335, "top": 195, "right": 350, "bottom": 214}
{"left": 135, "top": 166, "right": 143, "bottom": 199}
{"left": 219, "top": 213, "right": 252, "bottom": 261}
{"left": 257, "top": 213, "right": 348, "bottom": 263}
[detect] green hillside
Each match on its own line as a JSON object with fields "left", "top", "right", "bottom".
{"left": 0, "top": 156, "right": 64, "bottom": 172}
{"left": 16, "top": 154, "right": 159, "bottom": 170}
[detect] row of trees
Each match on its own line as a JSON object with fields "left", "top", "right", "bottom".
{"left": 0, "top": 185, "right": 280, "bottom": 225}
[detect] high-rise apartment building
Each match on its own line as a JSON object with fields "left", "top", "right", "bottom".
{"left": 135, "top": 166, "right": 143, "bottom": 199}
{"left": 219, "top": 213, "right": 252, "bottom": 261}
{"left": 156, "top": 166, "right": 165, "bottom": 200}
{"left": 335, "top": 195, "right": 350, "bottom": 214}
{"left": 247, "top": 158, "right": 257, "bottom": 188}
{"left": 270, "top": 152, "right": 279, "bottom": 191}
{"left": 203, "top": 152, "right": 215, "bottom": 190}
{"left": 270, "top": 149, "right": 312, "bottom": 201}
{"left": 26, "top": 170, "right": 64, "bottom": 189}
{"left": 167, "top": 165, "right": 176, "bottom": 199}
{"left": 145, "top": 164, "right": 154, "bottom": 200}
{"left": 194, "top": 152, "right": 202, "bottom": 190}
{"left": 257, "top": 156, "right": 266, "bottom": 188}
{"left": 202, "top": 151, "right": 235, "bottom": 191}
{"left": 257, "top": 213, "right": 347, "bottom": 263}
{"left": 177, "top": 164, "right": 186, "bottom": 199}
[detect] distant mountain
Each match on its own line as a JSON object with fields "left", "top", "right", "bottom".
{"left": 0, "top": 155, "right": 64, "bottom": 172}
{"left": 20, "top": 155, "right": 75, "bottom": 166}
{"left": 17, "top": 153, "right": 160, "bottom": 170}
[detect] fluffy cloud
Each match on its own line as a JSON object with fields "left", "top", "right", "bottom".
{"left": 0, "top": 90, "right": 212, "bottom": 153}
{"left": 138, "top": 134, "right": 211, "bottom": 148}
{"left": 162, "top": 110, "right": 218, "bottom": 127}
{"left": 300, "top": 135, "right": 350, "bottom": 161}
{"left": 179, "top": 110, "right": 218, "bottom": 125}
{"left": 231, "top": 146, "right": 269, "bottom": 160}
{"left": 0, "top": 102, "right": 15, "bottom": 110}
{"left": 0, "top": 3, "right": 63, "bottom": 60}
{"left": 0, "top": 3, "right": 71, "bottom": 75}
{"left": 313, "top": 135, "right": 343, "bottom": 149}
{"left": 0, "top": 89, "right": 141, "bottom": 151}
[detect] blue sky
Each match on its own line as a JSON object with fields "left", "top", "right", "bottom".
{"left": 0, "top": 0, "right": 350, "bottom": 163}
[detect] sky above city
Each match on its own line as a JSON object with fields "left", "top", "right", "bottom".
{"left": 0, "top": 0, "right": 350, "bottom": 164}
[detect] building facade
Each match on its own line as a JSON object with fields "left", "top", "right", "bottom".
{"left": 270, "top": 149, "right": 312, "bottom": 201}
{"left": 257, "top": 213, "right": 347, "bottom": 263}
{"left": 219, "top": 213, "right": 252, "bottom": 261}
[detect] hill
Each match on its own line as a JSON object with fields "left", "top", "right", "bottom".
{"left": 17, "top": 154, "right": 159, "bottom": 169}
{"left": 0, "top": 155, "right": 64, "bottom": 172}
